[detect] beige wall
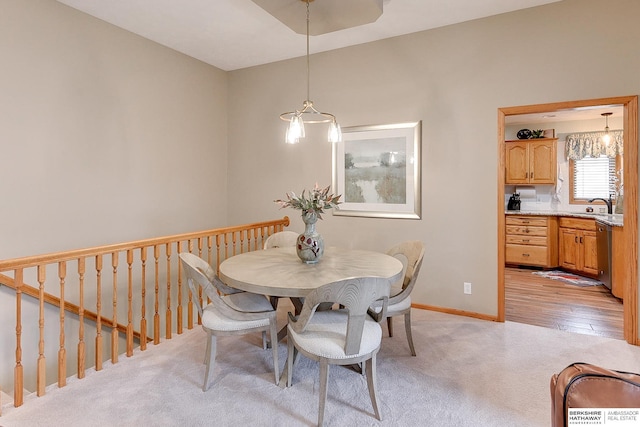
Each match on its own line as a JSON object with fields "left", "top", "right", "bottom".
{"left": 0, "top": 0, "right": 229, "bottom": 260}
{"left": 0, "top": 0, "right": 230, "bottom": 389}
{"left": 227, "top": 0, "right": 640, "bottom": 317}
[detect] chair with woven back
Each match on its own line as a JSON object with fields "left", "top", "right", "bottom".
{"left": 369, "top": 240, "right": 425, "bottom": 356}
{"left": 179, "top": 252, "right": 280, "bottom": 389}
{"left": 286, "top": 276, "right": 390, "bottom": 426}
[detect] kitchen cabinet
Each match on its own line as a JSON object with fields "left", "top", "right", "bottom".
{"left": 505, "top": 138, "right": 557, "bottom": 184}
{"left": 506, "top": 215, "right": 558, "bottom": 267}
{"left": 558, "top": 217, "right": 598, "bottom": 276}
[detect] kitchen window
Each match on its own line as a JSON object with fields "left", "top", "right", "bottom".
{"left": 569, "top": 155, "right": 620, "bottom": 203}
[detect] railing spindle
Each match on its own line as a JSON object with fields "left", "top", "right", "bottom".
{"left": 126, "top": 250, "right": 134, "bottom": 356}
{"left": 153, "top": 245, "right": 160, "bottom": 345}
{"left": 14, "top": 268, "right": 24, "bottom": 407}
{"left": 187, "top": 240, "right": 194, "bottom": 329}
{"left": 95, "top": 255, "right": 103, "bottom": 371}
{"left": 58, "top": 261, "right": 67, "bottom": 387}
{"left": 176, "top": 241, "right": 183, "bottom": 335}
{"left": 165, "top": 243, "right": 172, "bottom": 340}
{"left": 215, "top": 235, "right": 222, "bottom": 274}
{"left": 36, "top": 264, "right": 46, "bottom": 396}
{"left": 111, "top": 253, "right": 118, "bottom": 363}
{"left": 77, "top": 258, "right": 86, "bottom": 378}
{"left": 140, "top": 247, "right": 148, "bottom": 351}
{"left": 239, "top": 230, "right": 246, "bottom": 254}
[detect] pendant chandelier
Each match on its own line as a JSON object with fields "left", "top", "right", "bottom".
{"left": 280, "top": 0, "right": 342, "bottom": 145}
{"left": 601, "top": 112, "right": 612, "bottom": 145}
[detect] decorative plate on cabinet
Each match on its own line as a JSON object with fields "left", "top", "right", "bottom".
{"left": 517, "top": 129, "right": 532, "bottom": 139}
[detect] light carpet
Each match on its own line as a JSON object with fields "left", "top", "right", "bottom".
{"left": 2, "top": 307, "right": 640, "bottom": 426}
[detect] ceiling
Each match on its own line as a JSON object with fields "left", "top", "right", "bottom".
{"left": 55, "top": 0, "right": 619, "bottom": 124}
{"left": 55, "top": 0, "right": 561, "bottom": 71}
{"left": 505, "top": 104, "right": 624, "bottom": 126}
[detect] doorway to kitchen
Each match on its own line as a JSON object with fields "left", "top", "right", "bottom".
{"left": 497, "top": 96, "right": 638, "bottom": 344}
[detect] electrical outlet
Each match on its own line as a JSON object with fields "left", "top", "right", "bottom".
{"left": 464, "top": 282, "right": 472, "bottom": 294}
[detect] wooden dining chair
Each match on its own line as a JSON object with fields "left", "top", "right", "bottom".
{"left": 286, "top": 276, "right": 390, "bottom": 426}
{"left": 368, "top": 240, "right": 424, "bottom": 356}
{"left": 179, "top": 252, "right": 280, "bottom": 389}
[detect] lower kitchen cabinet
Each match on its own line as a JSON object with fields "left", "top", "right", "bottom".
{"left": 506, "top": 215, "right": 558, "bottom": 268}
{"left": 558, "top": 217, "right": 598, "bottom": 276}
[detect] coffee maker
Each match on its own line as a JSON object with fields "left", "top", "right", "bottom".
{"left": 507, "top": 193, "right": 521, "bottom": 211}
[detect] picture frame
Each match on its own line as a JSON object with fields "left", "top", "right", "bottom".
{"left": 332, "top": 121, "right": 422, "bottom": 219}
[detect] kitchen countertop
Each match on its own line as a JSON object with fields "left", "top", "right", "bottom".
{"left": 505, "top": 210, "right": 623, "bottom": 227}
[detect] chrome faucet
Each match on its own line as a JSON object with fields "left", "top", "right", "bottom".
{"left": 588, "top": 196, "right": 613, "bottom": 214}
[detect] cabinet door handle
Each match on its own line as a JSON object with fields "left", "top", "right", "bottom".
{"left": 531, "top": 172, "right": 534, "bottom": 179}
{"left": 525, "top": 172, "right": 528, "bottom": 179}
{"left": 522, "top": 239, "right": 530, "bottom": 243}
{"left": 523, "top": 253, "right": 530, "bottom": 257}
{"left": 522, "top": 220, "right": 530, "bottom": 224}
{"left": 524, "top": 229, "right": 530, "bottom": 233}
{"left": 575, "top": 236, "right": 578, "bottom": 243}
{"left": 580, "top": 237, "right": 583, "bottom": 244}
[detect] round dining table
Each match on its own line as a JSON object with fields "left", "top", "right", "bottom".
{"left": 218, "top": 246, "right": 404, "bottom": 298}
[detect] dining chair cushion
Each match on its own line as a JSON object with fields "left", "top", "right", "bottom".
{"left": 287, "top": 309, "right": 382, "bottom": 360}
{"left": 201, "top": 303, "right": 271, "bottom": 332}
{"left": 222, "top": 292, "right": 273, "bottom": 313}
{"left": 370, "top": 295, "right": 412, "bottom": 315}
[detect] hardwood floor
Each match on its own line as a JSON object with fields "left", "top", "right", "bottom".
{"left": 505, "top": 266, "right": 624, "bottom": 340}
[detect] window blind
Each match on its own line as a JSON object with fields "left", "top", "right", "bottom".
{"left": 572, "top": 155, "right": 616, "bottom": 200}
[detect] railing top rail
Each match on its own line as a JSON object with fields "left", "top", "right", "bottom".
{"left": 0, "top": 216, "right": 289, "bottom": 271}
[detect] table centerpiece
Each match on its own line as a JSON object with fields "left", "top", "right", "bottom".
{"left": 275, "top": 184, "right": 341, "bottom": 263}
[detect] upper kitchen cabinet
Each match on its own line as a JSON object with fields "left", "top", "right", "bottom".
{"left": 505, "top": 138, "right": 557, "bottom": 184}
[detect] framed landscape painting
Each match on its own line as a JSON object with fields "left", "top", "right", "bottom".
{"left": 332, "top": 121, "right": 421, "bottom": 219}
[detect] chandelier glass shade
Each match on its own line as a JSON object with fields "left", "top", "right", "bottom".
{"left": 280, "top": 0, "right": 341, "bottom": 144}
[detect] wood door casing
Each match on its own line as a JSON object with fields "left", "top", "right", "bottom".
{"left": 498, "top": 95, "right": 638, "bottom": 345}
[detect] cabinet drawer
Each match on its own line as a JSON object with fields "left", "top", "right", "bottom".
{"left": 506, "top": 244, "right": 548, "bottom": 266}
{"left": 506, "top": 235, "right": 547, "bottom": 246}
{"left": 558, "top": 217, "right": 596, "bottom": 231}
{"left": 506, "top": 225, "right": 548, "bottom": 237}
{"left": 506, "top": 216, "right": 548, "bottom": 227}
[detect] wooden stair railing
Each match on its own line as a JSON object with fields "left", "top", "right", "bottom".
{"left": 0, "top": 217, "right": 290, "bottom": 414}
{"left": 0, "top": 273, "right": 148, "bottom": 340}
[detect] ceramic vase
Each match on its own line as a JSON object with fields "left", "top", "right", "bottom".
{"left": 296, "top": 211, "right": 324, "bottom": 264}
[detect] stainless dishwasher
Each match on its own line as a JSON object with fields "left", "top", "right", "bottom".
{"left": 596, "top": 219, "right": 612, "bottom": 290}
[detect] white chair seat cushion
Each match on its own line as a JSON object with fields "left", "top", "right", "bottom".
{"left": 201, "top": 303, "right": 270, "bottom": 332}
{"left": 388, "top": 295, "right": 411, "bottom": 315}
{"left": 370, "top": 295, "right": 411, "bottom": 316}
{"left": 288, "top": 310, "right": 382, "bottom": 359}
{"left": 222, "top": 292, "right": 273, "bottom": 313}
